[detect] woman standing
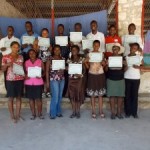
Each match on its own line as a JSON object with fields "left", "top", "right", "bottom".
{"left": 24, "top": 49, "right": 45, "bottom": 120}
{"left": 84, "top": 40, "right": 106, "bottom": 119}
{"left": 67, "top": 45, "right": 85, "bottom": 119}
{"left": 105, "top": 44, "right": 125, "bottom": 119}
{"left": 46, "top": 45, "right": 65, "bottom": 119}
{"left": 33, "top": 28, "right": 51, "bottom": 98}
{"left": 124, "top": 43, "right": 143, "bottom": 118}
{"left": 2, "top": 41, "right": 24, "bottom": 123}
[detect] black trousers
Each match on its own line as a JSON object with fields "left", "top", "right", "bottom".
{"left": 0, "top": 53, "right": 2, "bottom": 69}
{"left": 125, "top": 79, "right": 140, "bottom": 116}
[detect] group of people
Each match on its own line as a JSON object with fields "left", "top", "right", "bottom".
{"left": 0, "top": 20, "right": 149, "bottom": 123}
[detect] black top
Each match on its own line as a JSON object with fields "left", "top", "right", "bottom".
{"left": 107, "top": 67, "right": 124, "bottom": 80}
{"left": 51, "top": 37, "right": 70, "bottom": 60}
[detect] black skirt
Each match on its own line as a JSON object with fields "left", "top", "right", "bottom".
{"left": 6, "top": 80, "right": 24, "bottom": 98}
{"left": 87, "top": 73, "right": 106, "bottom": 97}
{"left": 25, "top": 85, "right": 43, "bottom": 100}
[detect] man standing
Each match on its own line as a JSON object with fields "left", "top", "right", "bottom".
{"left": 86, "top": 20, "right": 105, "bottom": 52}
{"left": 20, "top": 21, "right": 38, "bottom": 61}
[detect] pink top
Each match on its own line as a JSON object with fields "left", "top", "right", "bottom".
{"left": 24, "top": 59, "right": 44, "bottom": 86}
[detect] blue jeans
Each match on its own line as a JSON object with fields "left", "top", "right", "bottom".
{"left": 50, "top": 80, "right": 65, "bottom": 117}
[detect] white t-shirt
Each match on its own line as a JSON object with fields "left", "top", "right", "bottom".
{"left": 0, "top": 36, "right": 20, "bottom": 55}
{"left": 122, "top": 34, "right": 144, "bottom": 56}
{"left": 124, "top": 55, "right": 143, "bottom": 80}
{"left": 86, "top": 31, "right": 105, "bottom": 52}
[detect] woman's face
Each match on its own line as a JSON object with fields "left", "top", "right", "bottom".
{"left": 11, "top": 44, "right": 20, "bottom": 54}
{"left": 42, "top": 30, "right": 49, "bottom": 38}
{"left": 29, "top": 51, "right": 36, "bottom": 60}
{"left": 128, "top": 25, "right": 136, "bottom": 34}
{"left": 93, "top": 42, "right": 100, "bottom": 52}
{"left": 112, "top": 46, "right": 120, "bottom": 55}
{"left": 130, "top": 45, "right": 138, "bottom": 54}
{"left": 57, "top": 26, "right": 64, "bottom": 35}
{"left": 71, "top": 47, "right": 79, "bottom": 56}
{"left": 54, "top": 47, "right": 61, "bottom": 56}
{"left": 109, "top": 27, "right": 116, "bottom": 36}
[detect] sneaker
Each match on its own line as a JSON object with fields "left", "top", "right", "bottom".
{"left": 117, "top": 114, "right": 124, "bottom": 119}
{"left": 46, "top": 92, "right": 51, "bottom": 98}
{"left": 42, "top": 92, "right": 46, "bottom": 98}
{"left": 111, "top": 114, "right": 116, "bottom": 120}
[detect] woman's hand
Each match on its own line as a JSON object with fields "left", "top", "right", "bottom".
{"left": 133, "top": 65, "right": 140, "bottom": 69}
{"left": 6, "top": 62, "right": 13, "bottom": 67}
{"left": 25, "top": 75, "right": 30, "bottom": 80}
{"left": 22, "top": 44, "right": 28, "bottom": 49}
{"left": 1, "top": 47, "right": 6, "bottom": 51}
{"left": 74, "top": 74, "right": 82, "bottom": 78}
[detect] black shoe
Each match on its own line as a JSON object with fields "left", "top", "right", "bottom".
{"left": 70, "top": 113, "right": 76, "bottom": 118}
{"left": 117, "top": 114, "right": 124, "bottom": 119}
{"left": 49, "top": 116, "right": 56, "bottom": 119}
{"left": 57, "top": 114, "right": 63, "bottom": 117}
{"left": 111, "top": 114, "right": 116, "bottom": 120}
{"left": 125, "top": 114, "right": 130, "bottom": 118}
{"left": 133, "top": 115, "right": 139, "bottom": 119}
{"left": 76, "top": 113, "right": 80, "bottom": 119}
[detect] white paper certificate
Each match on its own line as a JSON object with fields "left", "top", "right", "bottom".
{"left": 68, "top": 64, "right": 82, "bottom": 74}
{"left": 108, "top": 56, "right": 123, "bottom": 68}
{"left": 82, "top": 39, "right": 94, "bottom": 50}
{"left": 28, "top": 67, "right": 42, "bottom": 78}
{"left": 1, "top": 48, "right": 12, "bottom": 55}
{"left": 127, "top": 56, "right": 141, "bottom": 67}
{"left": 52, "top": 60, "right": 65, "bottom": 70}
{"left": 55, "top": 36, "right": 68, "bottom": 46}
{"left": 4, "top": 40, "right": 12, "bottom": 48}
{"left": 124, "top": 35, "right": 139, "bottom": 43}
{"left": 106, "top": 43, "right": 116, "bottom": 52}
{"left": 38, "top": 37, "right": 50, "bottom": 47}
{"left": 22, "top": 36, "right": 35, "bottom": 45}
{"left": 89, "top": 52, "right": 103, "bottom": 62}
{"left": 70, "top": 32, "right": 82, "bottom": 43}
{"left": 13, "top": 63, "right": 25, "bottom": 76}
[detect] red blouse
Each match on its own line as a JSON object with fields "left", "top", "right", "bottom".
{"left": 2, "top": 54, "right": 24, "bottom": 81}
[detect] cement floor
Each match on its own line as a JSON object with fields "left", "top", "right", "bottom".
{"left": 0, "top": 108, "right": 150, "bottom": 150}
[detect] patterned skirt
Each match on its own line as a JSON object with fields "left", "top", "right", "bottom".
{"left": 87, "top": 73, "right": 106, "bottom": 97}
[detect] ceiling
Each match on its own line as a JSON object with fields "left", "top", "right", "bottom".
{"left": 6, "top": 0, "right": 116, "bottom": 25}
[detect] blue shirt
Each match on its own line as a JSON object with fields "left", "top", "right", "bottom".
{"left": 20, "top": 32, "right": 39, "bottom": 53}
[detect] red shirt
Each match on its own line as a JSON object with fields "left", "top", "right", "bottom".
{"left": 105, "top": 35, "right": 122, "bottom": 44}
{"left": 105, "top": 35, "right": 122, "bottom": 58}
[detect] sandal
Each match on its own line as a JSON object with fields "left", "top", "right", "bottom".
{"left": 46, "top": 92, "right": 51, "bottom": 98}
{"left": 117, "top": 114, "right": 124, "bottom": 119}
{"left": 100, "top": 113, "right": 105, "bottom": 118}
{"left": 11, "top": 117, "right": 17, "bottom": 123}
{"left": 19, "top": 116, "right": 25, "bottom": 121}
{"left": 30, "top": 115, "right": 36, "bottom": 120}
{"left": 92, "top": 113, "right": 96, "bottom": 119}
{"left": 70, "top": 113, "right": 76, "bottom": 118}
{"left": 39, "top": 115, "right": 44, "bottom": 120}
